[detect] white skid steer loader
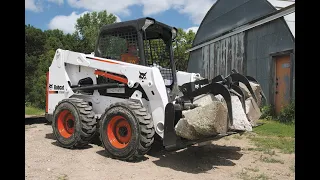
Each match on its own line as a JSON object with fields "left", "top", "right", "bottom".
{"left": 45, "top": 17, "right": 266, "bottom": 160}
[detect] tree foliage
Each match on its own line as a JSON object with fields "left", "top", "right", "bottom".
{"left": 75, "top": 10, "right": 117, "bottom": 53}
{"left": 25, "top": 11, "right": 196, "bottom": 109}
{"left": 174, "top": 28, "right": 196, "bottom": 71}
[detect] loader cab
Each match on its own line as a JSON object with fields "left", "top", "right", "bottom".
{"left": 94, "top": 17, "right": 179, "bottom": 99}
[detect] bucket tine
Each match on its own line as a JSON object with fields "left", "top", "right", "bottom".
{"left": 246, "top": 75, "right": 267, "bottom": 102}
{"left": 231, "top": 84, "right": 246, "bottom": 111}
{"left": 212, "top": 73, "right": 246, "bottom": 112}
{"left": 212, "top": 75, "right": 225, "bottom": 83}
{"left": 228, "top": 72, "right": 258, "bottom": 103}
{"left": 210, "top": 82, "right": 233, "bottom": 126}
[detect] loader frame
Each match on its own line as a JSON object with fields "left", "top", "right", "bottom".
{"left": 46, "top": 17, "right": 266, "bottom": 153}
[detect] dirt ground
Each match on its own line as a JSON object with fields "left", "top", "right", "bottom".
{"left": 25, "top": 118, "right": 295, "bottom": 180}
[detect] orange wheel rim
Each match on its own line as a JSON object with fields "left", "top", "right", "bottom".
{"left": 107, "top": 116, "right": 132, "bottom": 149}
{"left": 57, "top": 110, "right": 75, "bottom": 138}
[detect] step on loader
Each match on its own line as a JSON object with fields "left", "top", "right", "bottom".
{"left": 45, "top": 17, "right": 266, "bottom": 161}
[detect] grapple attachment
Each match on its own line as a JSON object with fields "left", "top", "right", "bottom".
{"left": 163, "top": 69, "right": 266, "bottom": 150}
{"left": 178, "top": 69, "right": 265, "bottom": 125}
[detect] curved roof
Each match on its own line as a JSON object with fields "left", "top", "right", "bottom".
{"left": 267, "top": 0, "right": 295, "bottom": 37}
{"left": 192, "top": 0, "right": 295, "bottom": 47}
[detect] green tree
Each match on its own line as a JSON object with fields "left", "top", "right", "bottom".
{"left": 173, "top": 28, "right": 196, "bottom": 71}
{"left": 25, "top": 24, "right": 46, "bottom": 56}
{"left": 28, "top": 49, "right": 57, "bottom": 108}
{"left": 25, "top": 25, "right": 46, "bottom": 102}
{"left": 75, "top": 11, "right": 117, "bottom": 53}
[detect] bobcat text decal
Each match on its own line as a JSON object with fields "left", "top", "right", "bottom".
{"left": 48, "top": 84, "right": 65, "bottom": 94}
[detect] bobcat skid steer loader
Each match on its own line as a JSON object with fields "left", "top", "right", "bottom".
{"left": 45, "top": 17, "right": 265, "bottom": 160}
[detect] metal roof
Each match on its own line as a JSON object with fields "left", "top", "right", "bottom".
{"left": 267, "top": 0, "right": 295, "bottom": 37}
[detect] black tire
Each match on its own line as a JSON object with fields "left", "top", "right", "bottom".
{"left": 99, "top": 100, "right": 155, "bottom": 160}
{"left": 52, "top": 98, "right": 97, "bottom": 148}
{"left": 91, "top": 118, "right": 102, "bottom": 146}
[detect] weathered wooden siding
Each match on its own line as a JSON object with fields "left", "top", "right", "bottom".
{"left": 246, "top": 19, "right": 294, "bottom": 103}
{"left": 200, "top": 32, "right": 245, "bottom": 80}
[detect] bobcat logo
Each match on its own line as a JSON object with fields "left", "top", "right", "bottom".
{"left": 195, "top": 84, "right": 199, "bottom": 89}
{"left": 49, "top": 84, "right": 53, "bottom": 89}
{"left": 139, "top": 71, "right": 147, "bottom": 80}
{"left": 195, "top": 83, "right": 206, "bottom": 89}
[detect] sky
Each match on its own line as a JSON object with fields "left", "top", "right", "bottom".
{"left": 25, "top": 0, "right": 218, "bottom": 34}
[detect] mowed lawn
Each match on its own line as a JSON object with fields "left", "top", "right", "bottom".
{"left": 25, "top": 106, "right": 44, "bottom": 116}
{"left": 248, "top": 119, "right": 295, "bottom": 154}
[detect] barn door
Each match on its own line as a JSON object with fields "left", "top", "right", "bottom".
{"left": 274, "top": 54, "right": 291, "bottom": 114}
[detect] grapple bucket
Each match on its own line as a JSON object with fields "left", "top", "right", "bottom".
{"left": 229, "top": 69, "right": 267, "bottom": 103}
{"left": 163, "top": 69, "right": 266, "bottom": 150}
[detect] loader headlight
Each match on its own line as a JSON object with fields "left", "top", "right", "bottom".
{"left": 156, "top": 122, "right": 164, "bottom": 132}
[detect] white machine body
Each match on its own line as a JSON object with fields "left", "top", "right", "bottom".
{"left": 47, "top": 49, "right": 201, "bottom": 138}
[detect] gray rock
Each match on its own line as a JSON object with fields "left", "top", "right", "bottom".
{"left": 174, "top": 94, "right": 228, "bottom": 140}
{"left": 239, "top": 82, "right": 263, "bottom": 107}
{"left": 175, "top": 118, "right": 204, "bottom": 140}
{"left": 214, "top": 94, "right": 227, "bottom": 108}
{"left": 193, "top": 94, "right": 218, "bottom": 107}
{"left": 250, "top": 82, "right": 263, "bottom": 107}
{"left": 229, "top": 96, "right": 252, "bottom": 131}
{"left": 245, "top": 97, "right": 262, "bottom": 126}
{"left": 185, "top": 101, "right": 228, "bottom": 136}
{"left": 239, "top": 82, "right": 251, "bottom": 99}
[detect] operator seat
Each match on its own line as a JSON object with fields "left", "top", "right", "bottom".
{"left": 121, "top": 44, "right": 139, "bottom": 64}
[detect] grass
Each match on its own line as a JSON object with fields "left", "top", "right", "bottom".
{"left": 259, "top": 156, "right": 284, "bottom": 164}
{"left": 290, "top": 164, "right": 295, "bottom": 172}
{"left": 238, "top": 170, "right": 251, "bottom": 180}
{"left": 25, "top": 125, "right": 36, "bottom": 130}
{"left": 254, "top": 174, "right": 270, "bottom": 180}
{"left": 247, "top": 148, "right": 276, "bottom": 156}
{"left": 238, "top": 170, "right": 270, "bottom": 180}
{"left": 250, "top": 136, "right": 294, "bottom": 154}
{"left": 224, "top": 136, "right": 230, "bottom": 140}
{"left": 247, "top": 119, "right": 295, "bottom": 154}
{"left": 25, "top": 106, "right": 44, "bottom": 115}
{"left": 244, "top": 167, "right": 259, "bottom": 172}
{"left": 233, "top": 134, "right": 243, "bottom": 139}
{"left": 253, "top": 120, "right": 295, "bottom": 138}
{"left": 57, "top": 174, "right": 68, "bottom": 180}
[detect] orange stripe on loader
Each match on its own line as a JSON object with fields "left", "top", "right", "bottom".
{"left": 94, "top": 70, "right": 128, "bottom": 84}
{"left": 49, "top": 91, "right": 58, "bottom": 94}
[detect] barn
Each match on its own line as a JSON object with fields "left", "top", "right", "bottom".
{"left": 187, "top": 0, "right": 295, "bottom": 114}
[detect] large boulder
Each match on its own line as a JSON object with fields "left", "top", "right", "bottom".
{"left": 174, "top": 94, "right": 228, "bottom": 140}
{"left": 228, "top": 95, "right": 252, "bottom": 132}
{"left": 174, "top": 118, "right": 204, "bottom": 140}
{"left": 193, "top": 94, "right": 218, "bottom": 107}
{"left": 175, "top": 93, "right": 256, "bottom": 140}
{"left": 245, "top": 97, "right": 262, "bottom": 126}
{"left": 239, "top": 82, "right": 263, "bottom": 107}
{"left": 185, "top": 100, "right": 228, "bottom": 136}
